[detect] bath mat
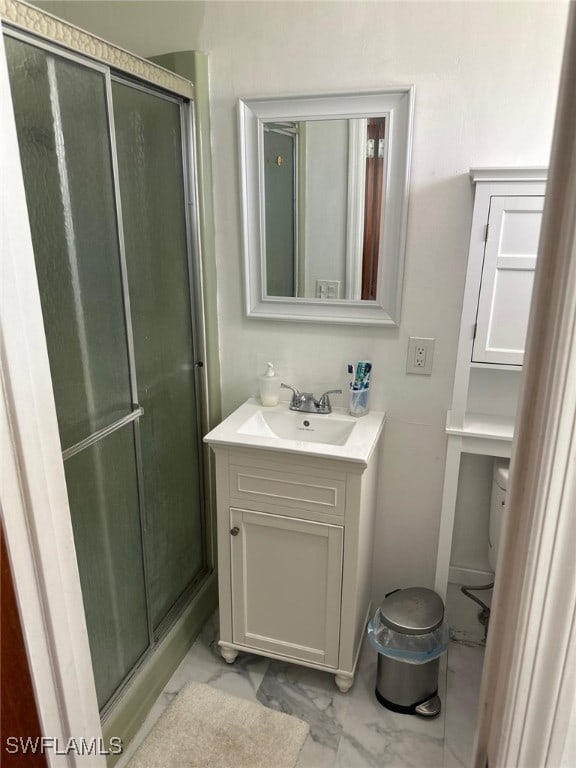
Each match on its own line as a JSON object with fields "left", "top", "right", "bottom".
{"left": 127, "top": 681, "right": 309, "bottom": 768}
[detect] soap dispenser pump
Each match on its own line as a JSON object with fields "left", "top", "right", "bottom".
{"left": 259, "top": 362, "right": 281, "bottom": 406}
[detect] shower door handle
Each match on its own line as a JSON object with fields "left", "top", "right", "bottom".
{"left": 62, "top": 406, "right": 144, "bottom": 461}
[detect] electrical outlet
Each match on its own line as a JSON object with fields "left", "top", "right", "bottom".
{"left": 316, "top": 280, "right": 341, "bottom": 299}
{"left": 406, "top": 337, "right": 435, "bottom": 375}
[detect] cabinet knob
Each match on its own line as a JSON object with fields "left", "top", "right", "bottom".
{"left": 230, "top": 527, "right": 240, "bottom": 537}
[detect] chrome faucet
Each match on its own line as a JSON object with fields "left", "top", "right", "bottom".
{"left": 281, "top": 384, "right": 342, "bottom": 414}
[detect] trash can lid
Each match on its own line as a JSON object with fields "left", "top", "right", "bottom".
{"left": 378, "top": 587, "right": 444, "bottom": 635}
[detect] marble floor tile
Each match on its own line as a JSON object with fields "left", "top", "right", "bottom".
{"left": 256, "top": 637, "right": 448, "bottom": 768}
{"left": 296, "top": 734, "right": 341, "bottom": 768}
{"left": 258, "top": 659, "right": 344, "bottom": 766}
{"left": 444, "top": 580, "right": 488, "bottom": 767}
{"left": 258, "top": 660, "right": 342, "bottom": 748}
{"left": 332, "top": 641, "right": 446, "bottom": 768}
{"left": 446, "top": 582, "right": 491, "bottom": 646}
{"left": 443, "top": 641, "right": 485, "bottom": 768}
{"left": 119, "top": 609, "right": 485, "bottom": 768}
{"left": 335, "top": 727, "right": 445, "bottom": 768}
{"left": 163, "top": 611, "right": 270, "bottom": 704}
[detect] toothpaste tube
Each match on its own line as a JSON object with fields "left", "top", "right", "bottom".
{"left": 352, "top": 361, "right": 372, "bottom": 390}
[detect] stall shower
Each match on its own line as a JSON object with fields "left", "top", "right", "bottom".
{"left": 5, "top": 30, "right": 209, "bottom": 714}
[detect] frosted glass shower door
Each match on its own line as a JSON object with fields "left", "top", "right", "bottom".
{"left": 6, "top": 30, "right": 207, "bottom": 712}
{"left": 5, "top": 36, "right": 150, "bottom": 709}
{"left": 112, "top": 82, "right": 205, "bottom": 632}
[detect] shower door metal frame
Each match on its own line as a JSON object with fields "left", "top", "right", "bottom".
{"left": 107, "top": 70, "right": 213, "bottom": 649}
{"left": 1, "top": 19, "right": 211, "bottom": 758}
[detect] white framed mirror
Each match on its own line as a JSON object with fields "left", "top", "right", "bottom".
{"left": 238, "top": 89, "right": 414, "bottom": 325}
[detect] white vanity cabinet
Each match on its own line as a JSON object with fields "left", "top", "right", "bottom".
{"left": 229, "top": 508, "right": 343, "bottom": 668}
{"left": 210, "top": 444, "right": 381, "bottom": 692}
{"left": 434, "top": 169, "right": 547, "bottom": 599}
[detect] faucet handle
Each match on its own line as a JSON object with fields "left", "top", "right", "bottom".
{"left": 319, "top": 389, "right": 342, "bottom": 400}
{"left": 317, "top": 389, "right": 342, "bottom": 413}
{"left": 281, "top": 383, "right": 301, "bottom": 405}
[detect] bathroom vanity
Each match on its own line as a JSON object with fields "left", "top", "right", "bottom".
{"left": 435, "top": 168, "right": 547, "bottom": 597}
{"left": 204, "top": 399, "right": 385, "bottom": 691}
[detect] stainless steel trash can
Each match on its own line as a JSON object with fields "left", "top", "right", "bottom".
{"left": 368, "top": 587, "right": 448, "bottom": 718}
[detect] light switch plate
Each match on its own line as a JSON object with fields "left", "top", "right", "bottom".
{"left": 406, "top": 337, "right": 435, "bottom": 375}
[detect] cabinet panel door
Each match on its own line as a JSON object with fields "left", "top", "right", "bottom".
{"left": 473, "top": 196, "right": 544, "bottom": 366}
{"left": 230, "top": 508, "right": 343, "bottom": 667}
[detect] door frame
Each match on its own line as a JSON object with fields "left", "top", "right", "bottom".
{"left": 473, "top": 5, "right": 576, "bottom": 766}
{"left": 0, "top": 29, "right": 104, "bottom": 765}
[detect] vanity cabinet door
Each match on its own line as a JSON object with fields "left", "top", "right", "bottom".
{"left": 472, "top": 195, "right": 544, "bottom": 366}
{"left": 230, "top": 508, "right": 343, "bottom": 668}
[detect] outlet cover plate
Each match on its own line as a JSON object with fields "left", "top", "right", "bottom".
{"left": 316, "top": 279, "right": 341, "bottom": 299}
{"left": 407, "top": 337, "right": 435, "bottom": 375}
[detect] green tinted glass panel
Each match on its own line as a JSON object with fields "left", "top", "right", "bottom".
{"left": 112, "top": 82, "right": 204, "bottom": 630}
{"left": 5, "top": 38, "right": 132, "bottom": 450}
{"left": 64, "top": 426, "right": 149, "bottom": 709}
{"left": 264, "top": 129, "right": 295, "bottom": 296}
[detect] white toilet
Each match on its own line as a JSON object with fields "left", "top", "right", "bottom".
{"left": 488, "top": 459, "right": 510, "bottom": 572}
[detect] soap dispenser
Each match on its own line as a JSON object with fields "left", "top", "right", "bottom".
{"left": 259, "top": 362, "right": 281, "bottom": 406}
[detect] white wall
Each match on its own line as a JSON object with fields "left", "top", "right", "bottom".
{"left": 36, "top": 0, "right": 569, "bottom": 597}
{"left": 304, "top": 120, "right": 348, "bottom": 298}
{"left": 450, "top": 453, "right": 494, "bottom": 581}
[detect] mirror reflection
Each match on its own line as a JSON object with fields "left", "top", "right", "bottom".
{"left": 263, "top": 117, "right": 387, "bottom": 301}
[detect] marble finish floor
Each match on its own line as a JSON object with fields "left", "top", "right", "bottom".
{"left": 118, "top": 599, "right": 486, "bottom": 768}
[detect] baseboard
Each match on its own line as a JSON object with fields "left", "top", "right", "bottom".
{"left": 103, "top": 572, "right": 218, "bottom": 766}
{"left": 449, "top": 565, "right": 494, "bottom": 587}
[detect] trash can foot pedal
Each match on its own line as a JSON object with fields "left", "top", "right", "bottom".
{"left": 415, "top": 694, "right": 441, "bottom": 718}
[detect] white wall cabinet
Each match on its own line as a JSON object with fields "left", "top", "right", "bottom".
{"left": 435, "top": 169, "right": 547, "bottom": 598}
{"left": 473, "top": 194, "right": 544, "bottom": 366}
{"left": 211, "top": 445, "right": 381, "bottom": 692}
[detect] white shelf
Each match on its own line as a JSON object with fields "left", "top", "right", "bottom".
{"left": 446, "top": 410, "right": 515, "bottom": 442}
{"left": 469, "top": 167, "right": 547, "bottom": 183}
{"left": 469, "top": 361, "right": 520, "bottom": 371}
{"left": 435, "top": 170, "right": 545, "bottom": 600}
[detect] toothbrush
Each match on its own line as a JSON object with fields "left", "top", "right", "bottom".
{"left": 363, "top": 363, "right": 372, "bottom": 390}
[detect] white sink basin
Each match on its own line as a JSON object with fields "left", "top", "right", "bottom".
{"left": 237, "top": 408, "right": 356, "bottom": 445}
{"left": 204, "top": 399, "right": 385, "bottom": 465}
